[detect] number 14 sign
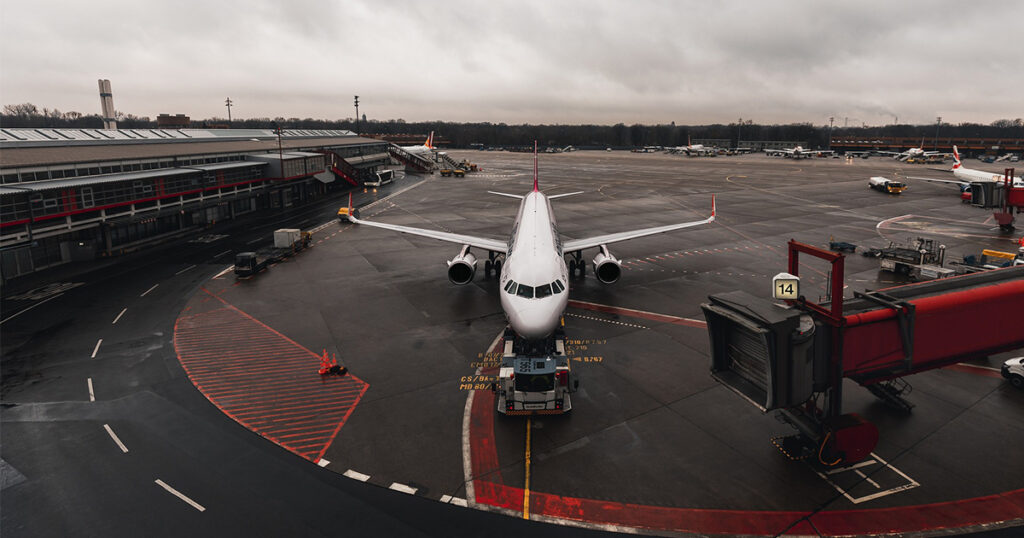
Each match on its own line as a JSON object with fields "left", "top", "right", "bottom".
{"left": 772, "top": 272, "right": 800, "bottom": 300}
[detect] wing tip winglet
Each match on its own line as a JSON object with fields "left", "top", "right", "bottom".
{"left": 711, "top": 194, "right": 716, "bottom": 219}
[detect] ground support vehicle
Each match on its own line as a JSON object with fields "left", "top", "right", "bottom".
{"left": 864, "top": 237, "right": 952, "bottom": 280}
{"left": 868, "top": 176, "right": 907, "bottom": 194}
{"left": 494, "top": 328, "right": 578, "bottom": 415}
{"left": 234, "top": 229, "right": 312, "bottom": 276}
{"left": 1002, "top": 358, "right": 1024, "bottom": 389}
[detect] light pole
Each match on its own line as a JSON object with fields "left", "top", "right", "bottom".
{"left": 354, "top": 96, "right": 360, "bottom": 135}
{"left": 225, "top": 97, "right": 233, "bottom": 123}
{"left": 828, "top": 116, "right": 834, "bottom": 150}
{"left": 933, "top": 116, "right": 942, "bottom": 151}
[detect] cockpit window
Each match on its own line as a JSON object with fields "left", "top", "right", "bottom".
{"left": 504, "top": 281, "right": 517, "bottom": 294}
{"left": 552, "top": 280, "right": 565, "bottom": 293}
{"left": 535, "top": 283, "right": 552, "bottom": 298}
{"left": 516, "top": 284, "right": 534, "bottom": 298}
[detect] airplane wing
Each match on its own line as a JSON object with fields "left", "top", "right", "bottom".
{"left": 904, "top": 176, "right": 968, "bottom": 188}
{"left": 562, "top": 196, "right": 715, "bottom": 252}
{"left": 488, "top": 191, "right": 524, "bottom": 200}
{"left": 547, "top": 191, "right": 584, "bottom": 200}
{"left": 349, "top": 214, "right": 508, "bottom": 253}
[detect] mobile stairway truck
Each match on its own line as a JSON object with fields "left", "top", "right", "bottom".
{"left": 493, "top": 327, "right": 579, "bottom": 415}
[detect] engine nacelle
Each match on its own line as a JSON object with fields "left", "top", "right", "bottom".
{"left": 592, "top": 247, "right": 622, "bottom": 284}
{"left": 447, "top": 249, "right": 477, "bottom": 285}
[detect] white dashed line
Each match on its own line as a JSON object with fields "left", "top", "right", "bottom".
{"left": 389, "top": 482, "right": 418, "bottom": 495}
{"left": 174, "top": 264, "right": 197, "bottom": 275}
{"left": 213, "top": 250, "right": 231, "bottom": 259}
{"left": 87, "top": 378, "right": 95, "bottom": 402}
{"left": 103, "top": 424, "right": 129, "bottom": 453}
{"left": 317, "top": 459, "right": 330, "bottom": 467}
{"left": 155, "top": 479, "right": 206, "bottom": 512}
{"left": 91, "top": 338, "right": 103, "bottom": 358}
{"left": 440, "top": 495, "right": 468, "bottom": 507}
{"left": 112, "top": 308, "right": 127, "bottom": 325}
{"left": 565, "top": 312, "right": 647, "bottom": 330}
{"left": 140, "top": 284, "right": 159, "bottom": 297}
{"left": 343, "top": 469, "right": 370, "bottom": 482}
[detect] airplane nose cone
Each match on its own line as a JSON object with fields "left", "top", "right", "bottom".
{"left": 509, "top": 303, "right": 560, "bottom": 339}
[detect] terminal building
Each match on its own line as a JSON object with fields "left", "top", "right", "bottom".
{"left": 0, "top": 128, "right": 433, "bottom": 280}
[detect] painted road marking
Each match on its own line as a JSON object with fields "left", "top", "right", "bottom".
{"left": 103, "top": 424, "right": 129, "bottom": 453}
{"left": 87, "top": 378, "right": 95, "bottom": 402}
{"left": 523, "top": 418, "right": 532, "bottom": 519}
{"left": 155, "top": 479, "right": 206, "bottom": 512}
{"left": 211, "top": 266, "right": 234, "bottom": 280}
{"left": 175, "top": 264, "right": 197, "bottom": 275}
{"left": 565, "top": 312, "right": 647, "bottom": 330}
{"left": 317, "top": 458, "right": 330, "bottom": 467}
{"left": 343, "top": 469, "right": 370, "bottom": 482}
{"left": 213, "top": 250, "right": 231, "bottom": 259}
{"left": 91, "top": 339, "right": 103, "bottom": 358}
{"left": 389, "top": 482, "right": 418, "bottom": 495}
{"left": 0, "top": 293, "right": 64, "bottom": 325}
{"left": 140, "top": 284, "right": 159, "bottom": 297}
{"left": 815, "top": 452, "right": 919, "bottom": 504}
{"left": 246, "top": 237, "right": 263, "bottom": 245}
{"left": 5, "top": 282, "right": 82, "bottom": 301}
{"left": 440, "top": 495, "right": 468, "bottom": 507}
{"left": 112, "top": 308, "right": 127, "bottom": 325}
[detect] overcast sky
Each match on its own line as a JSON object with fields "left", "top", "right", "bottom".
{"left": 2, "top": 1, "right": 1021, "bottom": 126}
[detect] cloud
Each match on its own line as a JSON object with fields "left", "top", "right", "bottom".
{"left": 2, "top": 0, "right": 1020, "bottom": 125}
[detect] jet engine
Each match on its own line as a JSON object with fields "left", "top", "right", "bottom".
{"left": 447, "top": 246, "right": 477, "bottom": 285}
{"left": 592, "top": 245, "right": 622, "bottom": 284}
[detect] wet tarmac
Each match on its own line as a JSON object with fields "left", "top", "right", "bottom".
{"left": 4, "top": 151, "right": 1023, "bottom": 536}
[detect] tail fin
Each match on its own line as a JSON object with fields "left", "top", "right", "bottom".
{"left": 711, "top": 194, "right": 716, "bottom": 219}
{"left": 952, "top": 145, "right": 961, "bottom": 169}
{"left": 533, "top": 141, "right": 539, "bottom": 192}
{"left": 425, "top": 131, "right": 434, "bottom": 149}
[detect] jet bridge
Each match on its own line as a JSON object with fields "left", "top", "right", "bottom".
{"left": 702, "top": 240, "right": 1024, "bottom": 467}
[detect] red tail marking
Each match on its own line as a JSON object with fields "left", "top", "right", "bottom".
{"left": 711, "top": 195, "right": 716, "bottom": 218}
{"left": 533, "top": 141, "right": 539, "bottom": 192}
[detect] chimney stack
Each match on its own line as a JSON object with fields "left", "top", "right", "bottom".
{"left": 98, "top": 79, "right": 116, "bottom": 129}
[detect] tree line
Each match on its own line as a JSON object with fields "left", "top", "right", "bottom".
{"left": 3, "top": 102, "right": 1022, "bottom": 149}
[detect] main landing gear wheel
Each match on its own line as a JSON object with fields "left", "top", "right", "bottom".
{"left": 493, "top": 259, "right": 501, "bottom": 276}
{"left": 568, "top": 259, "right": 577, "bottom": 275}
{"left": 484, "top": 259, "right": 493, "bottom": 276}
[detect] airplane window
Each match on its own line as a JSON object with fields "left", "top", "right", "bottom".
{"left": 505, "top": 281, "right": 517, "bottom": 294}
{"left": 535, "top": 283, "right": 552, "bottom": 298}
{"left": 516, "top": 284, "right": 534, "bottom": 298}
{"left": 553, "top": 280, "right": 565, "bottom": 292}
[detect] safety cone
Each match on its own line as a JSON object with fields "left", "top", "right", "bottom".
{"left": 318, "top": 349, "right": 331, "bottom": 376}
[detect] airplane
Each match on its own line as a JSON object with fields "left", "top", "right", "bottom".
{"left": 400, "top": 131, "right": 436, "bottom": 156}
{"left": 347, "top": 143, "right": 716, "bottom": 344}
{"left": 905, "top": 145, "right": 1023, "bottom": 190}
{"left": 669, "top": 136, "right": 713, "bottom": 156}
{"left": 876, "top": 140, "right": 949, "bottom": 162}
{"left": 765, "top": 146, "right": 833, "bottom": 159}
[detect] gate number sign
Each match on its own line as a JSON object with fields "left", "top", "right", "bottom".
{"left": 772, "top": 272, "right": 800, "bottom": 300}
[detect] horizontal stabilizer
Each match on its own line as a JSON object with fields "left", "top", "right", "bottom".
{"left": 547, "top": 191, "right": 584, "bottom": 200}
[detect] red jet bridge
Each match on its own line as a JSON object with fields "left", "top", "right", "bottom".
{"left": 702, "top": 241, "right": 1024, "bottom": 467}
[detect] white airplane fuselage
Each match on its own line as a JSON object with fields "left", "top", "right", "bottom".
{"left": 954, "top": 166, "right": 1023, "bottom": 186}
{"left": 498, "top": 191, "right": 569, "bottom": 340}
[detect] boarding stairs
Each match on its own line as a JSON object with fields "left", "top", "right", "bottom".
{"left": 439, "top": 152, "right": 461, "bottom": 170}
{"left": 388, "top": 144, "right": 434, "bottom": 173}
{"left": 316, "top": 150, "right": 363, "bottom": 187}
